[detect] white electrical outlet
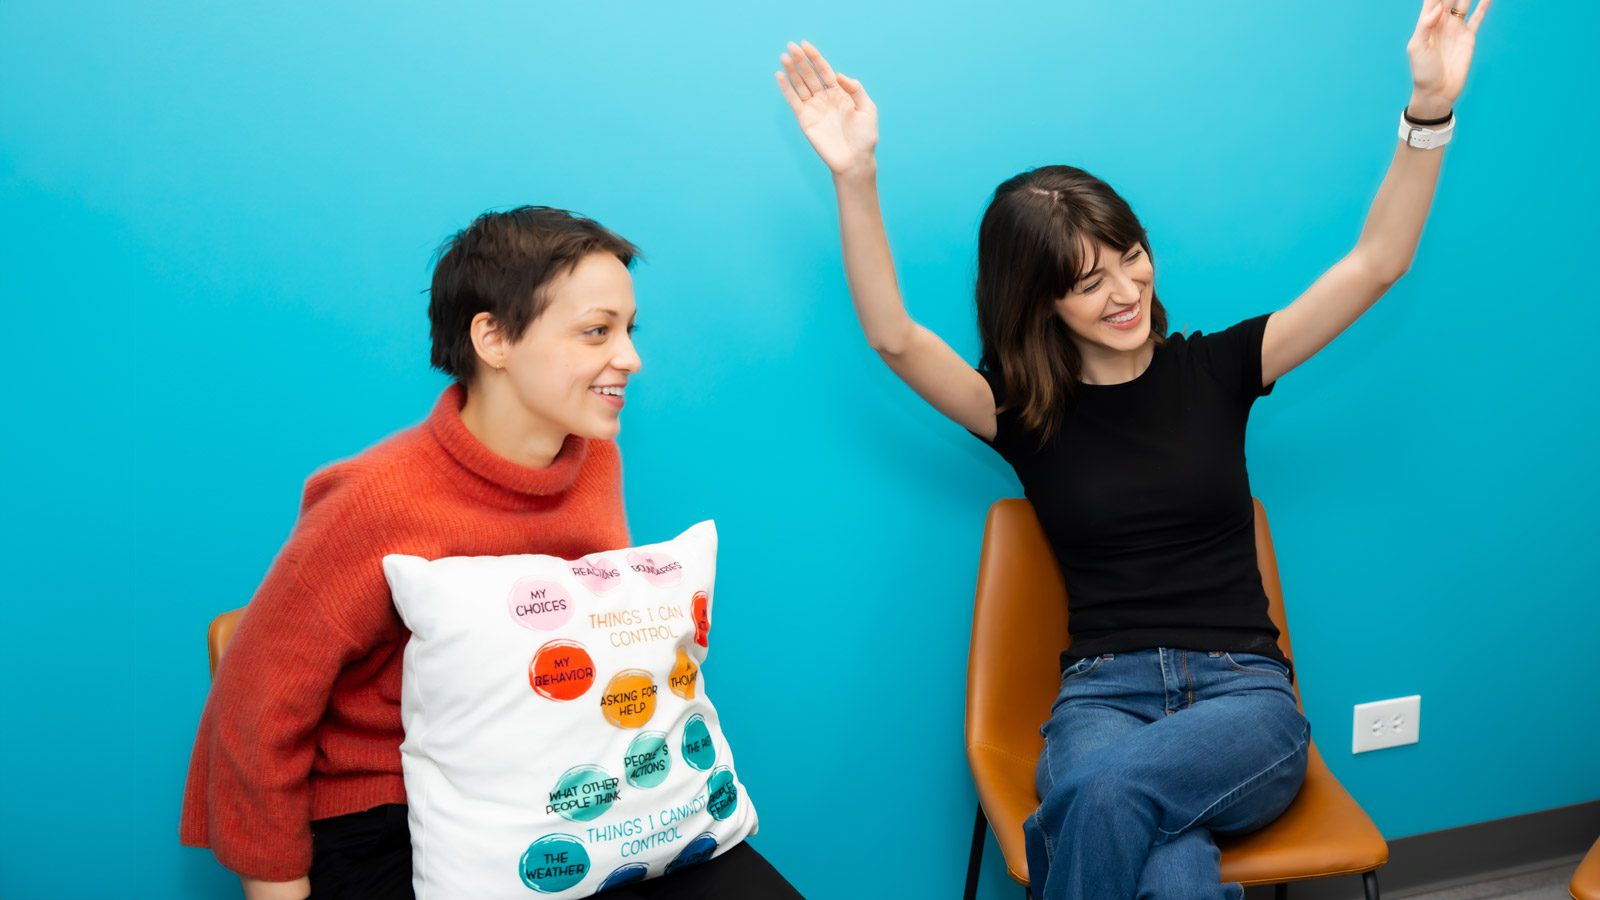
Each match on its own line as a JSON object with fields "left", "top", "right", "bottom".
{"left": 1352, "top": 695, "right": 1421, "bottom": 753}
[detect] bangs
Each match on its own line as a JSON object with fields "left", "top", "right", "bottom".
{"left": 1010, "top": 190, "right": 1148, "bottom": 304}
{"left": 1058, "top": 206, "right": 1147, "bottom": 293}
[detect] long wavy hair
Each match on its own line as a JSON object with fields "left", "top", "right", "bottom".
{"left": 976, "top": 166, "right": 1168, "bottom": 445}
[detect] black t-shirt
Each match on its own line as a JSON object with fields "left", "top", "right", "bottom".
{"left": 975, "top": 314, "right": 1289, "bottom": 671}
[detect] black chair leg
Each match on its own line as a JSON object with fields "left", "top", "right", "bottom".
{"left": 965, "top": 804, "right": 986, "bottom": 900}
{"left": 1363, "top": 871, "right": 1380, "bottom": 900}
{"left": 1275, "top": 884, "right": 1289, "bottom": 900}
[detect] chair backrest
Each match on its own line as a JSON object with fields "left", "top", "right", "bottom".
{"left": 208, "top": 607, "right": 245, "bottom": 678}
{"left": 966, "top": 497, "right": 1297, "bottom": 755}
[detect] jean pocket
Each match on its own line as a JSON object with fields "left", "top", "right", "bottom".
{"left": 1060, "top": 653, "right": 1107, "bottom": 683}
{"left": 1221, "top": 652, "right": 1290, "bottom": 680}
{"left": 1047, "top": 655, "right": 1105, "bottom": 717}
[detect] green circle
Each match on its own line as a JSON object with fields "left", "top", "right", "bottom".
{"left": 681, "top": 714, "right": 716, "bottom": 771}
{"left": 519, "top": 834, "right": 589, "bottom": 893}
{"left": 624, "top": 732, "right": 671, "bottom": 789}
{"left": 706, "top": 767, "right": 738, "bottom": 821}
{"left": 547, "top": 765, "right": 621, "bottom": 822}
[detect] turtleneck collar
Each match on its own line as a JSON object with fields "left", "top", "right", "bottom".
{"left": 425, "top": 384, "right": 589, "bottom": 497}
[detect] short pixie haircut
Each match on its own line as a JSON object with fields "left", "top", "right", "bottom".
{"left": 428, "top": 206, "right": 639, "bottom": 383}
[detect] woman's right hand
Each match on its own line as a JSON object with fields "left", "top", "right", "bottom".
{"left": 775, "top": 41, "right": 878, "bottom": 178}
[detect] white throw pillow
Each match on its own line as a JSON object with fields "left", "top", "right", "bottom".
{"left": 383, "top": 521, "right": 758, "bottom": 898}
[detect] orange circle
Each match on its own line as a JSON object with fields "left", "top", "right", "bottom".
{"left": 669, "top": 648, "right": 699, "bottom": 700}
{"left": 530, "top": 640, "right": 596, "bottom": 701}
{"left": 600, "top": 668, "right": 658, "bottom": 729}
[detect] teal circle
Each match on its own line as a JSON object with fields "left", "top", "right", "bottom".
{"left": 547, "top": 765, "right": 621, "bottom": 823}
{"left": 681, "top": 715, "right": 716, "bottom": 771}
{"left": 519, "top": 834, "right": 590, "bottom": 893}
{"left": 706, "top": 767, "right": 738, "bottom": 821}
{"left": 624, "top": 732, "right": 671, "bottom": 789}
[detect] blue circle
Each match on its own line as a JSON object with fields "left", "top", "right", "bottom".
{"left": 519, "top": 834, "right": 590, "bottom": 894}
{"left": 598, "top": 862, "right": 650, "bottom": 890}
{"left": 664, "top": 832, "right": 719, "bottom": 874}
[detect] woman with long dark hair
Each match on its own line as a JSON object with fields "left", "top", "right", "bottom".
{"left": 776, "top": 2, "right": 1489, "bottom": 897}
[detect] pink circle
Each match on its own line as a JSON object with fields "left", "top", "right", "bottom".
{"left": 625, "top": 551, "right": 683, "bottom": 587}
{"left": 570, "top": 554, "right": 623, "bottom": 595}
{"left": 506, "top": 579, "right": 575, "bottom": 630}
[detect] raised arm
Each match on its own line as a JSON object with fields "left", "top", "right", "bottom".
{"left": 775, "top": 41, "right": 998, "bottom": 440}
{"left": 1261, "top": 0, "right": 1491, "bottom": 385}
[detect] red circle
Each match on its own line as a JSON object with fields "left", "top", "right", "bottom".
{"left": 691, "top": 591, "right": 710, "bottom": 648}
{"left": 529, "top": 640, "right": 596, "bottom": 701}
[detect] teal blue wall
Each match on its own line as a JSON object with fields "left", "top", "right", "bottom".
{"left": 4, "top": 1, "right": 1595, "bottom": 897}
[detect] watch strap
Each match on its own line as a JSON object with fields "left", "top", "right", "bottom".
{"left": 1399, "top": 112, "right": 1455, "bottom": 150}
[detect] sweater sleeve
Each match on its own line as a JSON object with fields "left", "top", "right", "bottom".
{"left": 179, "top": 472, "right": 373, "bottom": 881}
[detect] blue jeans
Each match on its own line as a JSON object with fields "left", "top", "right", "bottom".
{"left": 1024, "top": 648, "right": 1310, "bottom": 900}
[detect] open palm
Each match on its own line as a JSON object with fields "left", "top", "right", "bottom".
{"left": 775, "top": 41, "right": 878, "bottom": 176}
{"left": 1409, "top": 0, "right": 1491, "bottom": 108}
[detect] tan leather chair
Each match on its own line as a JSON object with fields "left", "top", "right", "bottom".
{"left": 1572, "top": 835, "right": 1600, "bottom": 900}
{"left": 965, "top": 498, "right": 1388, "bottom": 899}
{"left": 208, "top": 607, "right": 245, "bottom": 678}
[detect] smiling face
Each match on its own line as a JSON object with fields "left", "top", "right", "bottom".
{"left": 1054, "top": 238, "right": 1155, "bottom": 358}
{"left": 480, "top": 251, "right": 641, "bottom": 445}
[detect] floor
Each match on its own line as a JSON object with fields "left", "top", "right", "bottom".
{"left": 1391, "top": 857, "right": 1581, "bottom": 899}
{"left": 1238, "top": 855, "right": 1585, "bottom": 900}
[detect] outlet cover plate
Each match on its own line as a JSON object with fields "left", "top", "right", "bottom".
{"left": 1352, "top": 694, "right": 1421, "bottom": 753}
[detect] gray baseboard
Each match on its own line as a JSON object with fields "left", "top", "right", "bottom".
{"left": 1241, "top": 798, "right": 1600, "bottom": 899}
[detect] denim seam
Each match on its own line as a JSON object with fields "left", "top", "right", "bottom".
{"left": 1182, "top": 651, "right": 1194, "bottom": 709}
{"left": 1157, "top": 722, "right": 1311, "bottom": 839}
{"left": 1042, "top": 732, "right": 1058, "bottom": 809}
{"left": 1222, "top": 652, "right": 1290, "bottom": 681}
{"left": 1158, "top": 649, "right": 1172, "bottom": 713}
{"left": 1028, "top": 807, "right": 1055, "bottom": 865}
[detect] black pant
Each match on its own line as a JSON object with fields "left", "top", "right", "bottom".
{"left": 309, "top": 804, "right": 803, "bottom": 899}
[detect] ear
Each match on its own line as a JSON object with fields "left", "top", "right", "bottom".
{"left": 470, "top": 312, "right": 508, "bottom": 374}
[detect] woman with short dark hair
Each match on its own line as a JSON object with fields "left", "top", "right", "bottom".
{"left": 181, "top": 207, "right": 801, "bottom": 899}
{"left": 776, "top": 2, "right": 1489, "bottom": 896}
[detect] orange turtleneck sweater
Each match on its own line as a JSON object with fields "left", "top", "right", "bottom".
{"left": 180, "top": 385, "right": 630, "bottom": 881}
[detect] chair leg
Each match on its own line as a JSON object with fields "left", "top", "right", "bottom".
{"left": 965, "top": 804, "right": 986, "bottom": 900}
{"left": 1275, "top": 884, "right": 1289, "bottom": 900}
{"left": 1362, "top": 870, "right": 1380, "bottom": 900}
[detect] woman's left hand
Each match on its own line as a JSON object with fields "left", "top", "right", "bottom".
{"left": 1406, "top": 0, "right": 1491, "bottom": 118}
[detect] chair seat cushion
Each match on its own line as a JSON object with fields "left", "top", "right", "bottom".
{"left": 1216, "top": 744, "right": 1388, "bottom": 885}
{"left": 970, "top": 741, "right": 1386, "bottom": 887}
